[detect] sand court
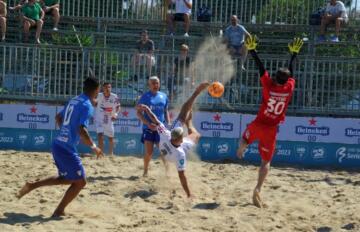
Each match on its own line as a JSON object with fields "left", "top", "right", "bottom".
{"left": 0, "top": 150, "right": 359, "bottom": 232}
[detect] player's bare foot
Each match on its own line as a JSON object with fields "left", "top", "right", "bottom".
{"left": 143, "top": 170, "right": 148, "bottom": 177}
{"left": 52, "top": 210, "right": 66, "bottom": 218}
{"left": 252, "top": 188, "right": 267, "bottom": 208}
{"left": 17, "top": 182, "right": 32, "bottom": 199}
{"left": 196, "top": 82, "right": 210, "bottom": 93}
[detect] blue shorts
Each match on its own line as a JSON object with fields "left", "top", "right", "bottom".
{"left": 52, "top": 142, "right": 85, "bottom": 180}
{"left": 141, "top": 129, "right": 160, "bottom": 144}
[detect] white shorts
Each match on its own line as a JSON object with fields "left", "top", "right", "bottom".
{"left": 96, "top": 121, "right": 115, "bottom": 138}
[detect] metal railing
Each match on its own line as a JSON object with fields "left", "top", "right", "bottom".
{"left": 0, "top": 44, "right": 359, "bottom": 116}
{"left": 6, "top": 0, "right": 360, "bottom": 24}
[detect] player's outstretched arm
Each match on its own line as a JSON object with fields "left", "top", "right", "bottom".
{"left": 245, "top": 35, "right": 266, "bottom": 77}
{"left": 178, "top": 171, "right": 192, "bottom": 198}
{"left": 288, "top": 38, "right": 304, "bottom": 76}
{"left": 79, "top": 126, "right": 104, "bottom": 159}
{"left": 136, "top": 104, "right": 161, "bottom": 126}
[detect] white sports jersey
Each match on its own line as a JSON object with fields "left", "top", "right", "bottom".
{"left": 172, "top": 0, "right": 192, "bottom": 14}
{"left": 157, "top": 123, "right": 194, "bottom": 171}
{"left": 95, "top": 92, "right": 120, "bottom": 125}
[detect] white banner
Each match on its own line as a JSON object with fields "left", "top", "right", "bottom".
{"left": 0, "top": 104, "right": 56, "bottom": 130}
{"left": 74, "top": 106, "right": 143, "bottom": 134}
{"left": 241, "top": 114, "right": 360, "bottom": 145}
{"left": 193, "top": 112, "right": 241, "bottom": 138}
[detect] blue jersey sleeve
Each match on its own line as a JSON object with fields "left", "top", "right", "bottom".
{"left": 79, "top": 102, "right": 93, "bottom": 128}
{"left": 137, "top": 94, "right": 146, "bottom": 105}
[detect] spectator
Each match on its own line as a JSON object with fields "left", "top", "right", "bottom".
{"left": 224, "top": 15, "right": 251, "bottom": 70}
{"left": 0, "top": 0, "right": 6, "bottom": 41}
{"left": 167, "top": 0, "right": 192, "bottom": 37}
{"left": 21, "top": 0, "right": 44, "bottom": 44}
{"left": 95, "top": 82, "right": 120, "bottom": 156}
{"left": 40, "top": 0, "right": 60, "bottom": 31}
{"left": 132, "top": 30, "right": 156, "bottom": 76}
{"left": 168, "top": 44, "right": 193, "bottom": 100}
{"left": 318, "top": 0, "right": 348, "bottom": 42}
{"left": 136, "top": 76, "right": 170, "bottom": 177}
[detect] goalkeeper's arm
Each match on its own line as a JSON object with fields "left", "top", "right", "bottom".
{"left": 288, "top": 53, "right": 297, "bottom": 77}
{"left": 249, "top": 50, "right": 266, "bottom": 77}
{"left": 288, "top": 38, "right": 303, "bottom": 76}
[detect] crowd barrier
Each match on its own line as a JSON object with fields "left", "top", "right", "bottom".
{"left": 0, "top": 103, "right": 359, "bottom": 169}
{"left": 1, "top": 45, "right": 359, "bottom": 116}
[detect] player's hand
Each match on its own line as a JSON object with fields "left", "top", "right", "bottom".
{"left": 245, "top": 35, "right": 258, "bottom": 51}
{"left": 148, "top": 123, "right": 157, "bottom": 131}
{"left": 288, "top": 38, "right": 304, "bottom": 54}
{"left": 93, "top": 147, "right": 104, "bottom": 159}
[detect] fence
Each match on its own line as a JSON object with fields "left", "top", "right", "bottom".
{"left": 6, "top": 0, "right": 360, "bottom": 25}
{"left": 0, "top": 44, "right": 359, "bottom": 116}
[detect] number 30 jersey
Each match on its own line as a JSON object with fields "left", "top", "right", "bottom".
{"left": 255, "top": 71, "right": 295, "bottom": 126}
{"left": 55, "top": 94, "right": 93, "bottom": 152}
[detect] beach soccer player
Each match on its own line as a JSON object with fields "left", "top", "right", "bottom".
{"left": 95, "top": 82, "right": 120, "bottom": 156}
{"left": 136, "top": 82, "right": 210, "bottom": 198}
{"left": 17, "top": 77, "right": 104, "bottom": 217}
{"left": 136, "top": 76, "right": 170, "bottom": 177}
{"left": 236, "top": 36, "right": 303, "bottom": 208}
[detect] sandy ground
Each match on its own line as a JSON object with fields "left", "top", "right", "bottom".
{"left": 0, "top": 150, "right": 359, "bottom": 232}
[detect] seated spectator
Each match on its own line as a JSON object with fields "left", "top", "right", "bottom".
{"left": 0, "top": 0, "right": 6, "bottom": 41}
{"left": 166, "top": 0, "right": 192, "bottom": 37}
{"left": 21, "top": 0, "right": 44, "bottom": 44}
{"left": 223, "top": 15, "right": 250, "bottom": 70}
{"left": 40, "top": 0, "right": 60, "bottom": 31}
{"left": 168, "top": 44, "right": 193, "bottom": 99}
{"left": 318, "top": 0, "right": 348, "bottom": 42}
{"left": 132, "top": 30, "right": 156, "bottom": 76}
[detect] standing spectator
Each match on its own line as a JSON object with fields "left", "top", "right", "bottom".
{"left": 169, "top": 44, "right": 193, "bottom": 100}
{"left": 21, "top": 0, "right": 44, "bottom": 44}
{"left": 0, "top": 0, "right": 7, "bottom": 41}
{"left": 95, "top": 82, "right": 120, "bottom": 156}
{"left": 318, "top": 0, "right": 348, "bottom": 42}
{"left": 40, "top": 0, "right": 60, "bottom": 31}
{"left": 224, "top": 15, "right": 251, "bottom": 70}
{"left": 132, "top": 30, "right": 156, "bottom": 76}
{"left": 136, "top": 76, "right": 170, "bottom": 177}
{"left": 167, "top": 0, "right": 192, "bottom": 37}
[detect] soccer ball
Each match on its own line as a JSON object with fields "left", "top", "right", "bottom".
{"left": 208, "top": 81, "right": 224, "bottom": 98}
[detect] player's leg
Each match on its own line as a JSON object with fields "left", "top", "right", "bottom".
{"left": 177, "top": 82, "right": 209, "bottom": 123}
{"left": 35, "top": 19, "right": 43, "bottom": 43}
{"left": 253, "top": 126, "right": 276, "bottom": 208}
{"left": 143, "top": 141, "right": 154, "bottom": 177}
{"left": 237, "top": 121, "right": 257, "bottom": 159}
{"left": 97, "top": 133, "right": 104, "bottom": 152}
{"left": 17, "top": 176, "right": 75, "bottom": 199}
{"left": 0, "top": 16, "right": 6, "bottom": 41}
{"left": 52, "top": 7, "right": 60, "bottom": 29}
{"left": 253, "top": 159, "right": 271, "bottom": 208}
{"left": 236, "top": 139, "right": 249, "bottom": 159}
{"left": 105, "top": 124, "right": 115, "bottom": 155}
{"left": 23, "top": 20, "right": 32, "bottom": 42}
{"left": 52, "top": 178, "right": 86, "bottom": 217}
{"left": 166, "top": 13, "right": 175, "bottom": 34}
{"left": 108, "top": 137, "right": 114, "bottom": 156}
{"left": 183, "top": 13, "right": 190, "bottom": 35}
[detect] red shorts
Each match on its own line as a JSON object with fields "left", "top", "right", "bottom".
{"left": 242, "top": 121, "right": 278, "bottom": 161}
